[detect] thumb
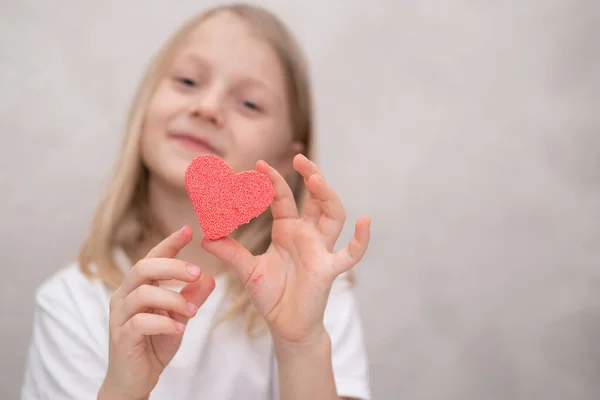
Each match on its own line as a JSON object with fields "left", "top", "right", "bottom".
{"left": 201, "top": 237, "right": 257, "bottom": 285}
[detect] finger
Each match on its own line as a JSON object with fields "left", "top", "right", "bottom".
{"left": 114, "top": 284, "right": 199, "bottom": 326}
{"left": 256, "top": 160, "right": 298, "bottom": 220}
{"left": 201, "top": 237, "right": 257, "bottom": 284}
{"left": 116, "top": 258, "right": 202, "bottom": 300}
{"left": 173, "top": 274, "right": 216, "bottom": 325}
{"left": 333, "top": 216, "right": 371, "bottom": 274}
{"left": 293, "top": 153, "right": 321, "bottom": 182}
{"left": 145, "top": 225, "right": 193, "bottom": 259}
{"left": 306, "top": 173, "right": 347, "bottom": 249}
{"left": 122, "top": 313, "right": 186, "bottom": 341}
{"left": 292, "top": 154, "right": 322, "bottom": 223}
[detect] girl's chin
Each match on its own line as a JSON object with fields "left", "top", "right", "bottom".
{"left": 146, "top": 165, "right": 187, "bottom": 193}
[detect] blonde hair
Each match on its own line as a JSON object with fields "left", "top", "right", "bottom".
{"left": 79, "top": 3, "right": 344, "bottom": 336}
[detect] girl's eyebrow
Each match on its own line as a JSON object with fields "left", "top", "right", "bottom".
{"left": 173, "top": 53, "right": 211, "bottom": 70}
{"left": 236, "top": 76, "right": 282, "bottom": 103}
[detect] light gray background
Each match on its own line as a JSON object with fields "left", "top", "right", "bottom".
{"left": 1, "top": 0, "right": 599, "bottom": 399}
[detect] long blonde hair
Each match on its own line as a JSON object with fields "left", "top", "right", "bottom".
{"left": 79, "top": 3, "right": 337, "bottom": 335}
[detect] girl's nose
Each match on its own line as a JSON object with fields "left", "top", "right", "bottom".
{"left": 189, "top": 88, "right": 225, "bottom": 128}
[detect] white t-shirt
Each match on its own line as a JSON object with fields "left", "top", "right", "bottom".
{"left": 21, "top": 249, "right": 372, "bottom": 400}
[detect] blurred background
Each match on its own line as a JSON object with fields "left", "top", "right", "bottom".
{"left": 1, "top": 0, "right": 599, "bottom": 399}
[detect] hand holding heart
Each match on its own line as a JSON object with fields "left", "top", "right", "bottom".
{"left": 187, "top": 154, "right": 371, "bottom": 345}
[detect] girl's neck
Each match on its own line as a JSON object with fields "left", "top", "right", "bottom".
{"left": 147, "top": 173, "right": 226, "bottom": 278}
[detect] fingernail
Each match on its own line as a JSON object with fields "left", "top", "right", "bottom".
{"left": 175, "top": 322, "right": 186, "bottom": 332}
{"left": 187, "top": 302, "right": 199, "bottom": 315}
{"left": 186, "top": 264, "right": 201, "bottom": 276}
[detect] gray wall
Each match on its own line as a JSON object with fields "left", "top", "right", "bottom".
{"left": 2, "top": 1, "right": 599, "bottom": 399}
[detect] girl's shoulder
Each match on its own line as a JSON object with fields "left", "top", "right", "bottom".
{"left": 34, "top": 260, "right": 112, "bottom": 320}
{"left": 35, "top": 248, "right": 132, "bottom": 311}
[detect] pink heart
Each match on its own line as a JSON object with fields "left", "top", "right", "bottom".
{"left": 184, "top": 155, "right": 275, "bottom": 240}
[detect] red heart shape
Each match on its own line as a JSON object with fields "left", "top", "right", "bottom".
{"left": 184, "top": 155, "right": 275, "bottom": 240}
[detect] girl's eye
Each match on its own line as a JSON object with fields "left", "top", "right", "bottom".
{"left": 243, "top": 101, "right": 261, "bottom": 112}
{"left": 176, "top": 77, "right": 196, "bottom": 87}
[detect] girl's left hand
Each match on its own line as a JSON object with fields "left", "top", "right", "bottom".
{"left": 201, "top": 154, "right": 370, "bottom": 345}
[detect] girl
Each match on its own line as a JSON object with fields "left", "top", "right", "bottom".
{"left": 21, "top": 3, "right": 371, "bottom": 400}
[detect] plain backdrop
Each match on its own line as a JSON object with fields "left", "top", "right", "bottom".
{"left": 2, "top": 0, "right": 599, "bottom": 399}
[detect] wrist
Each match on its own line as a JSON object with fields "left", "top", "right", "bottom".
{"left": 272, "top": 326, "right": 338, "bottom": 400}
{"left": 98, "top": 379, "right": 148, "bottom": 400}
{"left": 272, "top": 325, "right": 332, "bottom": 360}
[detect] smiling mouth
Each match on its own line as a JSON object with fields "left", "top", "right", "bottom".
{"left": 169, "top": 133, "right": 220, "bottom": 155}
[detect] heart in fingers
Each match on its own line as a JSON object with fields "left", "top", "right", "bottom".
{"left": 184, "top": 155, "right": 275, "bottom": 240}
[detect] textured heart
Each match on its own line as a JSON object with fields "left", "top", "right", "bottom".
{"left": 184, "top": 154, "right": 275, "bottom": 240}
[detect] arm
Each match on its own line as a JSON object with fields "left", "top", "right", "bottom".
{"left": 275, "top": 279, "right": 371, "bottom": 400}
{"left": 274, "top": 327, "right": 338, "bottom": 400}
{"left": 202, "top": 155, "right": 371, "bottom": 400}
{"left": 23, "top": 228, "right": 214, "bottom": 400}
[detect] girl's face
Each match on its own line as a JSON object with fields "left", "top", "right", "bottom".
{"left": 141, "top": 12, "right": 301, "bottom": 190}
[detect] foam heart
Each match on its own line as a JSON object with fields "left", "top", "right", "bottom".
{"left": 184, "top": 154, "right": 275, "bottom": 240}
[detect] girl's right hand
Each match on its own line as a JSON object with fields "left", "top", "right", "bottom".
{"left": 98, "top": 225, "right": 215, "bottom": 400}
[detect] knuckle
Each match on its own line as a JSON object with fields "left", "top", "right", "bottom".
{"left": 229, "top": 249, "right": 241, "bottom": 267}
{"left": 167, "top": 242, "right": 179, "bottom": 253}
{"left": 135, "top": 284, "right": 153, "bottom": 302}
{"left": 130, "top": 262, "right": 143, "bottom": 281}
{"left": 176, "top": 295, "right": 188, "bottom": 312}
{"left": 160, "top": 241, "right": 179, "bottom": 257}
{"left": 129, "top": 314, "right": 142, "bottom": 331}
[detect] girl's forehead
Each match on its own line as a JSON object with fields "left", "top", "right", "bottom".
{"left": 169, "top": 16, "right": 286, "bottom": 89}
{"left": 184, "top": 13, "right": 257, "bottom": 50}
